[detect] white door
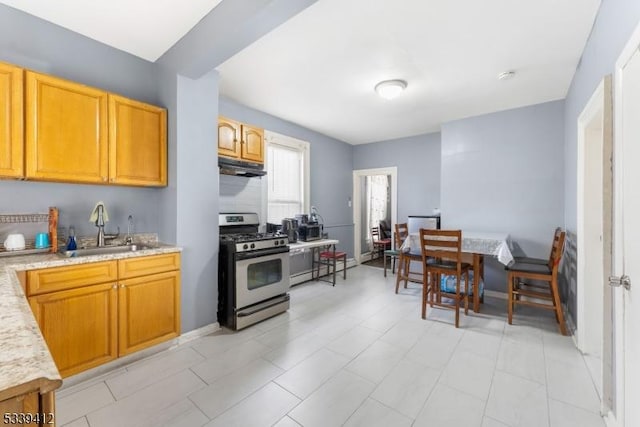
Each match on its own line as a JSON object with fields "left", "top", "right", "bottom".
{"left": 615, "top": 44, "right": 640, "bottom": 427}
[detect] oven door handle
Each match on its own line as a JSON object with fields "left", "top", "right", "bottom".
{"left": 235, "top": 247, "right": 290, "bottom": 260}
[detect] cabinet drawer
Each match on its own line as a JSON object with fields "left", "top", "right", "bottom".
{"left": 27, "top": 261, "right": 117, "bottom": 296}
{"left": 118, "top": 253, "right": 180, "bottom": 279}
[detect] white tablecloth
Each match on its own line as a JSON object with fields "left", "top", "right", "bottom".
{"left": 401, "top": 231, "right": 514, "bottom": 265}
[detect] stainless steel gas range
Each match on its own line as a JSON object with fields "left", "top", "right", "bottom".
{"left": 218, "top": 213, "right": 290, "bottom": 330}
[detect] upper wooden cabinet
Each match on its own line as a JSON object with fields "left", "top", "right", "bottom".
{"left": 0, "top": 62, "right": 23, "bottom": 178}
{"left": 218, "top": 116, "right": 264, "bottom": 164}
{"left": 109, "top": 94, "right": 167, "bottom": 186}
{"left": 25, "top": 71, "right": 109, "bottom": 184}
{"left": 18, "top": 67, "right": 167, "bottom": 186}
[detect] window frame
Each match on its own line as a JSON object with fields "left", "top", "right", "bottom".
{"left": 263, "top": 130, "right": 310, "bottom": 226}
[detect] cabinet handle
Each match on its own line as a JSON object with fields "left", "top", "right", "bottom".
{"left": 112, "top": 284, "right": 117, "bottom": 289}
{"left": 120, "top": 284, "right": 125, "bottom": 288}
{"left": 102, "top": 177, "right": 108, "bottom": 182}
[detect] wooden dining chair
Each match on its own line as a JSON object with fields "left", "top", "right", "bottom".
{"left": 394, "top": 223, "right": 423, "bottom": 293}
{"left": 505, "top": 229, "right": 568, "bottom": 335}
{"left": 419, "top": 229, "right": 471, "bottom": 328}
{"left": 371, "top": 226, "right": 391, "bottom": 260}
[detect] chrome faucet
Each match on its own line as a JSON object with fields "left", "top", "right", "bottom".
{"left": 96, "top": 204, "right": 106, "bottom": 247}
{"left": 125, "top": 215, "right": 134, "bottom": 245}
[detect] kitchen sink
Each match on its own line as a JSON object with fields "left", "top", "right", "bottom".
{"left": 61, "top": 244, "right": 156, "bottom": 258}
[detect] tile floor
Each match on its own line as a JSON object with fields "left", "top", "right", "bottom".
{"left": 56, "top": 265, "right": 605, "bottom": 427}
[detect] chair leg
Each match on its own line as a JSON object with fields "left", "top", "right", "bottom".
{"left": 392, "top": 256, "right": 396, "bottom": 274}
{"left": 383, "top": 252, "right": 388, "bottom": 277}
{"left": 464, "top": 270, "right": 469, "bottom": 315}
{"left": 550, "top": 277, "right": 568, "bottom": 335}
{"left": 507, "top": 272, "right": 514, "bottom": 325}
{"left": 422, "top": 271, "right": 429, "bottom": 319}
{"left": 395, "top": 255, "right": 403, "bottom": 294}
{"left": 343, "top": 255, "right": 347, "bottom": 280}
{"left": 454, "top": 275, "right": 460, "bottom": 328}
{"left": 332, "top": 256, "right": 337, "bottom": 286}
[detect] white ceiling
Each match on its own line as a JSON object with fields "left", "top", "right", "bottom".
{"left": 217, "top": 0, "right": 601, "bottom": 144}
{"left": 0, "top": 0, "right": 223, "bottom": 62}
{"left": 2, "top": 0, "right": 600, "bottom": 145}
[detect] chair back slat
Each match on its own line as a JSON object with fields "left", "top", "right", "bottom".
{"left": 548, "top": 230, "right": 566, "bottom": 270}
{"left": 371, "top": 227, "right": 380, "bottom": 241}
{"left": 419, "top": 229, "right": 462, "bottom": 263}
{"left": 395, "top": 223, "right": 408, "bottom": 248}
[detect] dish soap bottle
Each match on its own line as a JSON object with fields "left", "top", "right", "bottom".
{"left": 66, "top": 226, "right": 77, "bottom": 250}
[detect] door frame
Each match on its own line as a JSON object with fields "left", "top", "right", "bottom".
{"left": 353, "top": 167, "right": 398, "bottom": 264}
{"left": 576, "top": 75, "right": 614, "bottom": 413}
{"left": 609, "top": 19, "right": 640, "bottom": 427}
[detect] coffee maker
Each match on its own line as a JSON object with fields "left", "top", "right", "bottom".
{"left": 281, "top": 218, "right": 299, "bottom": 243}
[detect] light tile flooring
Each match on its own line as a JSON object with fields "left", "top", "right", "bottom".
{"left": 56, "top": 266, "right": 605, "bottom": 427}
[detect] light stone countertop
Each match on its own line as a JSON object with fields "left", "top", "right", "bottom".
{"left": 0, "top": 242, "right": 182, "bottom": 397}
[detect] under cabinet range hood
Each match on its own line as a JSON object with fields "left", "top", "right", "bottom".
{"left": 218, "top": 157, "right": 266, "bottom": 177}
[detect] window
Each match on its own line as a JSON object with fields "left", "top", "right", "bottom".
{"left": 265, "top": 132, "right": 310, "bottom": 223}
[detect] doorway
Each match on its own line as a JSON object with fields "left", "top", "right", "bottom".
{"left": 576, "top": 76, "right": 613, "bottom": 408}
{"left": 353, "top": 167, "right": 398, "bottom": 265}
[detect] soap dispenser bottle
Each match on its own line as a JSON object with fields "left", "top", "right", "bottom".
{"left": 66, "top": 226, "right": 77, "bottom": 250}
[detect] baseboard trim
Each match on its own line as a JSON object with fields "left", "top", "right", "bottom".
{"left": 290, "top": 258, "right": 357, "bottom": 286}
{"left": 177, "top": 322, "right": 220, "bottom": 345}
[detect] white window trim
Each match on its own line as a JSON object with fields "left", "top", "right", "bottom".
{"left": 262, "top": 130, "right": 310, "bottom": 227}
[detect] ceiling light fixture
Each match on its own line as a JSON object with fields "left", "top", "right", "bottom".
{"left": 375, "top": 79, "right": 407, "bottom": 100}
{"left": 498, "top": 70, "right": 516, "bottom": 81}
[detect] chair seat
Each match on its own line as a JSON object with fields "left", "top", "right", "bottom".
{"left": 374, "top": 238, "right": 391, "bottom": 245}
{"left": 513, "top": 256, "right": 548, "bottom": 265}
{"left": 384, "top": 249, "right": 400, "bottom": 256}
{"left": 319, "top": 251, "right": 347, "bottom": 259}
{"left": 440, "top": 272, "right": 485, "bottom": 296}
{"left": 506, "top": 262, "right": 551, "bottom": 275}
{"left": 429, "top": 261, "right": 472, "bottom": 270}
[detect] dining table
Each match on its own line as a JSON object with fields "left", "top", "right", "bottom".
{"left": 400, "top": 231, "right": 514, "bottom": 312}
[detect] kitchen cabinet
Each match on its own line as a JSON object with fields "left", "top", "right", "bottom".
{"left": 26, "top": 253, "right": 180, "bottom": 377}
{"left": 25, "top": 71, "right": 109, "bottom": 184}
{"left": 109, "top": 94, "right": 167, "bottom": 186}
{"left": 21, "top": 67, "right": 167, "bottom": 186}
{"left": 0, "top": 388, "right": 57, "bottom": 427}
{"left": 117, "top": 253, "right": 181, "bottom": 356}
{"left": 218, "top": 116, "right": 264, "bottom": 164}
{"left": 0, "top": 62, "right": 23, "bottom": 178}
{"left": 27, "top": 261, "right": 118, "bottom": 378}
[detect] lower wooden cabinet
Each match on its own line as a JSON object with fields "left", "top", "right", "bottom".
{"left": 29, "top": 283, "right": 118, "bottom": 378}
{"left": 0, "top": 389, "right": 57, "bottom": 427}
{"left": 118, "top": 270, "right": 180, "bottom": 356}
{"left": 26, "top": 253, "right": 181, "bottom": 378}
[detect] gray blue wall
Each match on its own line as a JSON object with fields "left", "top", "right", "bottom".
{"left": 0, "top": 4, "right": 162, "bottom": 238}
{"left": 219, "top": 96, "right": 355, "bottom": 257}
{"left": 562, "top": 0, "right": 640, "bottom": 323}
{"left": 441, "top": 100, "right": 565, "bottom": 290}
{"left": 353, "top": 133, "right": 441, "bottom": 222}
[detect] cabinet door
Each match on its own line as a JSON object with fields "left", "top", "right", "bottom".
{"left": 25, "top": 71, "right": 108, "bottom": 184}
{"left": 0, "top": 391, "right": 39, "bottom": 426}
{"left": 218, "top": 116, "right": 241, "bottom": 159}
{"left": 0, "top": 62, "right": 23, "bottom": 178}
{"left": 241, "top": 124, "right": 264, "bottom": 163}
{"left": 29, "top": 283, "right": 118, "bottom": 378}
{"left": 118, "top": 270, "right": 180, "bottom": 356}
{"left": 109, "top": 94, "right": 167, "bottom": 186}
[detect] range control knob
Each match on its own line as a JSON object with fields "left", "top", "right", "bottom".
{"left": 280, "top": 240, "right": 285, "bottom": 245}
{"left": 250, "top": 243, "right": 255, "bottom": 249}
{"left": 243, "top": 244, "right": 248, "bottom": 250}
{"left": 274, "top": 240, "right": 279, "bottom": 246}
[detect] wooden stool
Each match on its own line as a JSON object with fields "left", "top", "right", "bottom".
{"left": 317, "top": 250, "right": 347, "bottom": 286}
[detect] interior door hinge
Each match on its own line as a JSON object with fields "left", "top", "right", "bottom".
{"left": 608, "top": 275, "right": 631, "bottom": 290}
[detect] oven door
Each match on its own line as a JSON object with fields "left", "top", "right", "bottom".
{"left": 234, "top": 248, "right": 290, "bottom": 309}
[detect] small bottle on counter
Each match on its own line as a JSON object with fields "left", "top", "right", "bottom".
{"left": 66, "top": 226, "right": 77, "bottom": 250}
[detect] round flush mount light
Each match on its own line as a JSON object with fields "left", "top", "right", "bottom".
{"left": 375, "top": 79, "right": 407, "bottom": 100}
{"left": 498, "top": 70, "right": 516, "bottom": 81}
